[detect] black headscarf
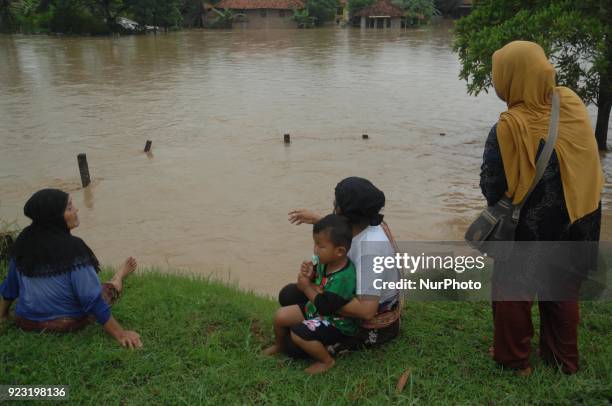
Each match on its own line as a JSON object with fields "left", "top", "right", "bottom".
{"left": 334, "top": 177, "right": 385, "bottom": 226}
{"left": 11, "top": 189, "right": 99, "bottom": 278}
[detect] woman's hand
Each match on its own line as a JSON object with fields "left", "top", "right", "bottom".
{"left": 116, "top": 330, "right": 143, "bottom": 349}
{"left": 104, "top": 316, "right": 143, "bottom": 349}
{"left": 288, "top": 209, "right": 322, "bottom": 225}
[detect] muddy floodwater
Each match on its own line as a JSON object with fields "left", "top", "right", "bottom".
{"left": 1, "top": 24, "right": 610, "bottom": 296}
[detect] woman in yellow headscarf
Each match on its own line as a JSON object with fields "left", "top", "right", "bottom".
{"left": 479, "top": 41, "right": 603, "bottom": 375}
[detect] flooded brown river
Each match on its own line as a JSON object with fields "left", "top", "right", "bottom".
{"left": 1, "top": 24, "right": 610, "bottom": 296}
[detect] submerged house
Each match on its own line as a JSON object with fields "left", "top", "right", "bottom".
{"left": 214, "top": 0, "right": 305, "bottom": 29}
{"left": 355, "top": 0, "right": 404, "bottom": 29}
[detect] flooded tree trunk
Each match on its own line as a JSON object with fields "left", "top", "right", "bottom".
{"left": 595, "top": 42, "right": 612, "bottom": 151}
{"left": 596, "top": 93, "right": 611, "bottom": 151}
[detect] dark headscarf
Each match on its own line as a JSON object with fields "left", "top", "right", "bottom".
{"left": 334, "top": 177, "right": 385, "bottom": 226}
{"left": 11, "top": 189, "right": 99, "bottom": 278}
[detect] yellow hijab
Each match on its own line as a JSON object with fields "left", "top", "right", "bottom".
{"left": 492, "top": 41, "right": 603, "bottom": 223}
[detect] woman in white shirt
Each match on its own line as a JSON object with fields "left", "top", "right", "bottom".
{"left": 281, "top": 177, "right": 401, "bottom": 356}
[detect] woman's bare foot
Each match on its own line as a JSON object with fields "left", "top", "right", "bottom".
{"left": 110, "top": 257, "right": 137, "bottom": 293}
{"left": 515, "top": 366, "right": 533, "bottom": 377}
{"left": 262, "top": 345, "right": 280, "bottom": 356}
{"left": 305, "top": 359, "right": 335, "bottom": 374}
{"left": 488, "top": 346, "right": 494, "bottom": 359}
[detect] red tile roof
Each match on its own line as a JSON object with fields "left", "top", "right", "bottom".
{"left": 216, "top": 0, "right": 305, "bottom": 10}
{"left": 356, "top": 0, "right": 404, "bottom": 17}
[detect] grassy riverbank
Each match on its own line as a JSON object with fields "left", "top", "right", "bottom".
{"left": 0, "top": 265, "right": 610, "bottom": 404}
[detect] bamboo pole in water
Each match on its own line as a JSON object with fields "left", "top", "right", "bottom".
{"left": 77, "top": 153, "right": 91, "bottom": 188}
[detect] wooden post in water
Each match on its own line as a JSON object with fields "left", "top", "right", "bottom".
{"left": 284, "top": 134, "right": 291, "bottom": 144}
{"left": 77, "top": 153, "right": 91, "bottom": 188}
{"left": 144, "top": 140, "right": 152, "bottom": 152}
{"left": 362, "top": 134, "right": 369, "bottom": 139}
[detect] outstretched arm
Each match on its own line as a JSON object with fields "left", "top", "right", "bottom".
{"left": 288, "top": 209, "right": 323, "bottom": 225}
{"left": 71, "top": 266, "right": 142, "bottom": 349}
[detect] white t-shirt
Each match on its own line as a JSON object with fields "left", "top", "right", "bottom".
{"left": 347, "top": 225, "right": 399, "bottom": 304}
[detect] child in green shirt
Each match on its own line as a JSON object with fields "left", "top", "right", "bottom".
{"left": 263, "top": 214, "right": 359, "bottom": 374}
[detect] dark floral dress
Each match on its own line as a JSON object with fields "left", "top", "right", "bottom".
{"left": 480, "top": 124, "right": 601, "bottom": 299}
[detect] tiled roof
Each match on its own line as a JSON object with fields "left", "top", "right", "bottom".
{"left": 216, "top": 0, "right": 305, "bottom": 10}
{"left": 356, "top": 0, "right": 404, "bottom": 17}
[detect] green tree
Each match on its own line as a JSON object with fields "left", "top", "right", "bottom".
{"left": 129, "top": 0, "right": 182, "bottom": 30}
{"left": 392, "top": 0, "right": 438, "bottom": 24}
{"left": 37, "top": 0, "right": 106, "bottom": 34}
{"left": 454, "top": 0, "right": 612, "bottom": 150}
{"left": 36, "top": 0, "right": 115, "bottom": 33}
{"left": 434, "top": 0, "right": 459, "bottom": 16}
{"left": 208, "top": 7, "right": 244, "bottom": 28}
{"left": 88, "top": 0, "right": 128, "bottom": 29}
{"left": 348, "top": 0, "right": 374, "bottom": 16}
{"left": 180, "top": 0, "right": 203, "bottom": 27}
{"left": 292, "top": 8, "right": 315, "bottom": 28}
{"left": 304, "top": 0, "right": 338, "bottom": 26}
{"left": 0, "top": 0, "right": 19, "bottom": 32}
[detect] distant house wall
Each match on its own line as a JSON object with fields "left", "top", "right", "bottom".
{"left": 390, "top": 17, "right": 401, "bottom": 29}
{"left": 360, "top": 16, "right": 402, "bottom": 29}
{"left": 236, "top": 9, "right": 298, "bottom": 29}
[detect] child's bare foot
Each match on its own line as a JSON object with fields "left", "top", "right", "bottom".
{"left": 305, "top": 359, "right": 335, "bottom": 374}
{"left": 110, "top": 257, "right": 137, "bottom": 292}
{"left": 262, "top": 345, "right": 280, "bottom": 356}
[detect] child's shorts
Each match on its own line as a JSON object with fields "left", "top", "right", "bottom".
{"left": 290, "top": 318, "right": 346, "bottom": 346}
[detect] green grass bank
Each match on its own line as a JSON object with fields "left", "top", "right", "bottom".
{"left": 0, "top": 265, "right": 610, "bottom": 404}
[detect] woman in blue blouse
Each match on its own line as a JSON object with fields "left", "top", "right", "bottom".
{"left": 0, "top": 189, "right": 142, "bottom": 349}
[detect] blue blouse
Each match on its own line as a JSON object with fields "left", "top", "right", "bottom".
{"left": 0, "top": 259, "right": 111, "bottom": 324}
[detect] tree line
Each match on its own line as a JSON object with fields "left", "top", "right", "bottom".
{"left": 0, "top": 0, "right": 206, "bottom": 34}
{"left": 0, "top": 0, "right": 456, "bottom": 33}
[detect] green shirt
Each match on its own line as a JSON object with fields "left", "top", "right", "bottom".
{"left": 303, "top": 260, "right": 360, "bottom": 336}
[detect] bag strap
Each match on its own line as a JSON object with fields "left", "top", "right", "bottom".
{"left": 380, "top": 221, "right": 399, "bottom": 253}
{"left": 379, "top": 221, "right": 404, "bottom": 313}
{"left": 515, "top": 91, "right": 561, "bottom": 211}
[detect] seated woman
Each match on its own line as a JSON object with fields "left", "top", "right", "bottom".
{"left": 282, "top": 177, "right": 401, "bottom": 356}
{"left": 0, "top": 188, "right": 142, "bottom": 349}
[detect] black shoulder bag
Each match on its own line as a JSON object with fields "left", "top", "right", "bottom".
{"left": 465, "top": 91, "right": 561, "bottom": 260}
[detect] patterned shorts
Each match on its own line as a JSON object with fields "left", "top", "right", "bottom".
{"left": 290, "top": 318, "right": 346, "bottom": 346}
